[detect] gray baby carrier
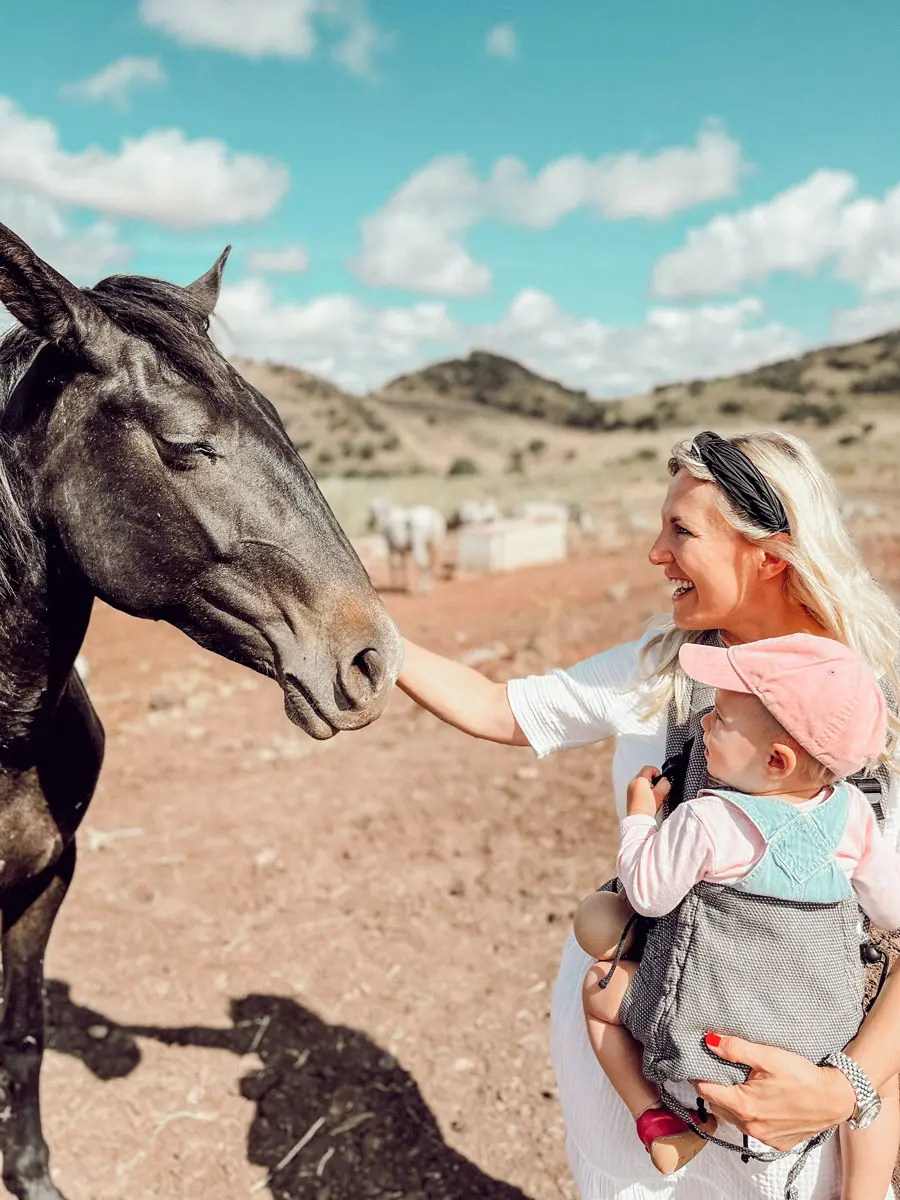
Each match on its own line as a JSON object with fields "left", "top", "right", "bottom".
{"left": 606, "top": 642, "right": 893, "bottom": 1198}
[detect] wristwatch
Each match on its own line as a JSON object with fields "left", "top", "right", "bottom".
{"left": 821, "top": 1052, "right": 882, "bottom": 1130}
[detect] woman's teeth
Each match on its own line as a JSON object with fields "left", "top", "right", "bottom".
{"left": 672, "top": 578, "right": 695, "bottom": 600}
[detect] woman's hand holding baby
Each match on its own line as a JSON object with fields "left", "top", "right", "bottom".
{"left": 626, "top": 766, "right": 671, "bottom": 818}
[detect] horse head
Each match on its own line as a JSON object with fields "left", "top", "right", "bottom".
{"left": 0, "top": 222, "right": 402, "bottom": 739}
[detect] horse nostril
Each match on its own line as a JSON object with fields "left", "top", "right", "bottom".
{"left": 339, "top": 647, "right": 385, "bottom": 708}
{"left": 353, "top": 648, "right": 380, "bottom": 683}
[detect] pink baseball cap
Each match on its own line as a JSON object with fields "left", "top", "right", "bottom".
{"left": 678, "top": 633, "right": 888, "bottom": 777}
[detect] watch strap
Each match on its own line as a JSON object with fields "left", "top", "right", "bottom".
{"left": 821, "top": 1051, "right": 878, "bottom": 1128}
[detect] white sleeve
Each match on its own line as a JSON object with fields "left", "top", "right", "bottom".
{"left": 506, "top": 633, "right": 656, "bottom": 758}
{"left": 880, "top": 767, "right": 900, "bottom": 853}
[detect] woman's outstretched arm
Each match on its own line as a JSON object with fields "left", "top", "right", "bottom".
{"left": 397, "top": 638, "right": 530, "bottom": 745}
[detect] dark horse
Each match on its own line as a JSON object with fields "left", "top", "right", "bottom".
{"left": 0, "top": 223, "right": 403, "bottom": 1200}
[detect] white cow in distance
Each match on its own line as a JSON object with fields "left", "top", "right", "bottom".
{"left": 368, "top": 499, "right": 446, "bottom": 594}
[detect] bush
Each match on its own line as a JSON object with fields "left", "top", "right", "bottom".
{"left": 632, "top": 414, "right": 660, "bottom": 432}
{"left": 506, "top": 449, "right": 525, "bottom": 474}
{"left": 779, "top": 400, "right": 846, "bottom": 427}
{"left": 719, "top": 399, "right": 745, "bottom": 416}
{"left": 850, "top": 371, "right": 900, "bottom": 394}
{"left": 358, "top": 442, "right": 375, "bottom": 461}
{"left": 447, "top": 456, "right": 480, "bottom": 476}
{"left": 747, "top": 360, "right": 806, "bottom": 393}
{"left": 653, "top": 399, "right": 680, "bottom": 424}
{"left": 688, "top": 379, "right": 706, "bottom": 397}
{"left": 824, "top": 354, "right": 857, "bottom": 371}
{"left": 381, "top": 435, "right": 400, "bottom": 451}
{"left": 528, "top": 438, "right": 547, "bottom": 455}
{"left": 317, "top": 449, "right": 335, "bottom": 466}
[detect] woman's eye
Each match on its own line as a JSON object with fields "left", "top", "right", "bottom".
{"left": 675, "top": 524, "right": 693, "bottom": 536}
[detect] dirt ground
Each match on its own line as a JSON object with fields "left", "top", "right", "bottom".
{"left": 30, "top": 525, "right": 900, "bottom": 1200}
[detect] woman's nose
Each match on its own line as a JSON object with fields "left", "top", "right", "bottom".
{"left": 700, "top": 711, "right": 712, "bottom": 733}
{"left": 648, "top": 534, "right": 671, "bottom": 565}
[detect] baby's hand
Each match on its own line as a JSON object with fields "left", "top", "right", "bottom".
{"left": 626, "top": 765, "right": 671, "bottom": 817}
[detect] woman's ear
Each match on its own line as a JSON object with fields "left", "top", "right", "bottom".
{"left": 767, "top": 742, "right": 797, "bottom": 778}
{"left": 758, "top": 536, "right": 790, "bottom": 582}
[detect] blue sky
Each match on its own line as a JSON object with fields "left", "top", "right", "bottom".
{"left": 1, "top": 0, "right": 900, "bottom": 393}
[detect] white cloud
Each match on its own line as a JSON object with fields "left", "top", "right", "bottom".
{"left": 351, "top": 128, "right": 746, "bottom": 295}
{"left": 139, "top": 0, "right": 388, "bottom": 75}
{"left": 834, "top": 183, "right": 900, "bottom": 295}
{"left": 214, "top": 277, "right": 462, "bottom": 392}
{"left": 62, "top": 57, "right": 166, "bottom": 108}
{"left": 0, "top": 97, "right": 288, "bottom": 228}
{"left": 246, "top": 243, "right": 310, "bottom": 274}
{"left": 485, "top": 23, "right": 518, "bottom": 59}
{"left": 653, "top": 170, "right": 900, "bottom": 299}
{"left": 490, "top": 127, "right": 745, "bottom": 227}
{"left": 351, "top": 155, "right": 492, "bottom": 296}
{"left": 483, "top": 291, "right": 804, "bottom": 397}
{"left": 0, "top": 187, "right": 130, "bottom": 281}
{"left": 213, "top": 276, "right": 803, "bottom": 396}
{"left": 830, "top": 294, "right": 900, "bottom": 343}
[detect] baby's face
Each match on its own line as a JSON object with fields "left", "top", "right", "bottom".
{"left": 699, "top": 690, "right": 782, "bottom": 792}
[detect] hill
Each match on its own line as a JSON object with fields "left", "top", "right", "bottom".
{"left": 232, "top": 358, "right": 422, "bottom": 479}
{"left": 377, "top": 349, "right": 618, "bottom": 429}
{"left": 233, "top": 329, "right": 900, "bottom": 482}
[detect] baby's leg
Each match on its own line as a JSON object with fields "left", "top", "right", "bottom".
{"left": 583, "top": 960, "right": 715, "bottom": 1174}
{"left": 839, "top": 1074, "right": 899, "bottom": 1200}
{"left": 583, "top": 959, "right": 659, "bottom": 1116}
{"left": 574, "top": 889, "right": 637, "bottom": 960}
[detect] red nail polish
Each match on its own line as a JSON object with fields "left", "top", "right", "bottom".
{"left": 705, "top": 1032, "right": 722, "bottom": 1049}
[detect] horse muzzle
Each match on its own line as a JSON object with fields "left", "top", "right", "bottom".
{"left": 274, "top": 617, "right": 403, "bottom": 739}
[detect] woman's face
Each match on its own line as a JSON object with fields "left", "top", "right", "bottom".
{"left": 649, "top": 471, "right": 767, "bottom": 632}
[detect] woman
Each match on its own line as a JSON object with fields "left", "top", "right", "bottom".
{"left": 398, "top": 429, "right": 900, "bottom": 1200}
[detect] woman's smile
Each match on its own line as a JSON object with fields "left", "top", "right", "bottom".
{"left": 668, "top": 574, "right": 696, "bottom": 603}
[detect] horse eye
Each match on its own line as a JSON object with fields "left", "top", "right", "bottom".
{"left": 158, "top": 437, "right": 219, "bottom": 468}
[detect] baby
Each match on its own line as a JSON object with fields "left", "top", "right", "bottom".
{"left": 574, "top": 633, "right": 900, "bottom": 1198}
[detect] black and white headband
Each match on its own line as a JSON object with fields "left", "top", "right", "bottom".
{"left": 691, "top": 431, "right": 790, "bottom": 535}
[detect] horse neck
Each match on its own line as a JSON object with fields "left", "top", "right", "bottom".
{"left": 0, "top": 492, "right": 94, "bottom": 763}
{"left": 0, "top": 338, "right": 91, "bottom": 751}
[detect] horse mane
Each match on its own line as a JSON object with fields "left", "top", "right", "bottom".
{"left": 89, "top": 273, "right": 234, "bottom": 394}
{"left": 0, "top": 273, "right": 235, "bottom": 597}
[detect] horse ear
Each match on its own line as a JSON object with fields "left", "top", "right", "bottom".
{"left": 184, "top": 246, "right": 231, "bottom": 316}
{"left": 0, "top": 221, "right": 119, "bottom": 369}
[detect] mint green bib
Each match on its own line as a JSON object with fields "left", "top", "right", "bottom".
{"left": 705, "top": 783, "right": 852, "bottom": 904}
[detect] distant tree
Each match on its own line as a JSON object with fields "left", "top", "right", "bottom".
{"left": 779, "top": 400, "right": 846, "bottom": 427}
{"left": 447, "top": 456, "right": 480, "bottom": 476}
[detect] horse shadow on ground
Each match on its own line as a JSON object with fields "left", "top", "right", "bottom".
{"left": 44, "top": 980, "right": 532, "bottom": 1200}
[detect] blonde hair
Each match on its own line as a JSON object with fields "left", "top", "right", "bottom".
{"left": 640, "top": 429, "right": 900, "bottom": 769}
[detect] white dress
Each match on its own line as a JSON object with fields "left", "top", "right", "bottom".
{"left": 506, "top": 632, "right": 899, "bottom": 1200}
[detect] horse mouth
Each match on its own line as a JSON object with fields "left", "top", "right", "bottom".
{"left": 279, "top": 672, "right": 392, "bottom": 739}
{"left": 280, "top": 678, "right": 341, "bottom": 740}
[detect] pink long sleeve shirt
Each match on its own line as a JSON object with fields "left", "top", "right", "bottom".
{"left": 618, "top": 785, "right": 900, "bottom": 929}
